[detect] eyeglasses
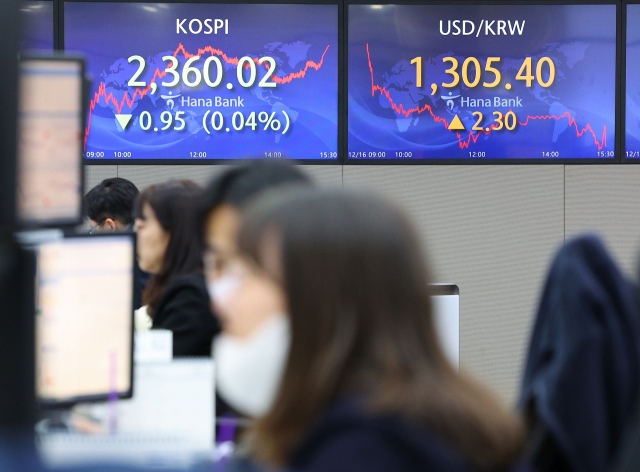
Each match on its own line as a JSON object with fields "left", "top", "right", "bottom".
{"left": 204, "top": 248, "right": 280, "bottom": 286}
{"left": 204, "top": 248, "right": 237, "bottom": 276}
{"left": 88, "top": 221, "right": 103, "bottom": 234}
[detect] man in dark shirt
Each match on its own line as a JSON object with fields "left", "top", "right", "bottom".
{"left": 84, "top": 178, "right": 150, "bottom": 310}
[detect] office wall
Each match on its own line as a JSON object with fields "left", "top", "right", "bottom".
{"left": 565, "top": 166, "right": 640, "bottom": 276}
{"left": 85, "top": 163, "right": 640, "bottom": 402}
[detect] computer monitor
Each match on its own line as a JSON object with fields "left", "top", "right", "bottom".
{"left": 430, "top": 284, "right": 460, "bottom": 368}
{"left": 16, "top": 56, "right": 85, "bottom": 228}
{"left": 36, "top": 233, "right": 135, "bottom": 406}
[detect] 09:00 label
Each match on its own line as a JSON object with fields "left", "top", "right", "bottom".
{"left": 84, "top": 151, "right": 132, "bottom": 158}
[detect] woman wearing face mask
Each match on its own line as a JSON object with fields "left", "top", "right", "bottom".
{"left": 211, "top": 189, "right": 525, "bottom": 472}
{"left": 134, "top": 180, "right": 218, "bottom": 357}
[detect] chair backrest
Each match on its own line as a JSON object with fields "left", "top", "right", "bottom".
{"left": 521, "top": 404, "right": 571, "bottom": 472}
{"left": 519, "top": 235, "right": 640, "bottom": 472}
{"left": 608, "top": 400, "right": 640, "bottom": 472}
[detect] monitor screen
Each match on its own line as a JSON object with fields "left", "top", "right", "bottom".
{"left": 16, "top": 58, "right": 84, "bottom": 227}
{"left": 627, "top": 4, "right": 640, "bottom": 160}
{"left": 20, "top": 1, "right": 54, "bottom": 51}
{"left": 36, "top": 234, "right": 134, "bottom": 404}
{"left": 348, "top": 4, "right": 617, "bottom": 161}
{"left": 64, "top": 2, "right": 338, "bottom": 161}
{"left": 430, "top": 284, "right": 459, "bottom": 368}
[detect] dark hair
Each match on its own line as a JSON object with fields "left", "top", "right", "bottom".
{"left": 239, "top": 189, "right": 525, "bottom": 469}
{"left": 198, "top": 160, "right": 311, "bottom": 242}
{"left": 134, "top": 180, "right": 204, "bottom": 316}
{"left": 84, "top": 178, "right": 139, "bottom": 225}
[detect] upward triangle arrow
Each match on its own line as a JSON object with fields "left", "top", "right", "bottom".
{"left": 448, "top": 115, "right": 465, "bottom": 131}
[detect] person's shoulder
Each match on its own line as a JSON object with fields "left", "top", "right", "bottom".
{"left": 292, "top": 426, "right": 405, "bottom": 472}
{"left": 155, "top": 273, "right": 209, "bottom": 313}
{"left": 168, "top": 272, "right": 206, "bottom": 286}
{"left": 163, "top": 273, "right": 207, "bottom": 295}
{"left": 291, "top": 399, "right": 477, "bottom": 472}
{"left": 293, "top": 422, "right": 476, "bottom": 472}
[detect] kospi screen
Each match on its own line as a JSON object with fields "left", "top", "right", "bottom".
{"left": 21, "top": 1, "right": 54, "bottom": 51}
{"left": 64, "top": 2, "right": 338, "bottom": 161}
{"left": 348, "top": 4, "right": 617, "bottom": 161}
{"left": 627, "top": 4, "right": 640, "bottom": 160}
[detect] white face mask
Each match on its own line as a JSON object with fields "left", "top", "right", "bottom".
{"left": 213, "top": 314, "right": 291, "bottom": 417}
{"left": 208, "top": 275, "right": 242, "bottom": 309}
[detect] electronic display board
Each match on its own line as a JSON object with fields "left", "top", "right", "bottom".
{"left": 627, "top": 3, "right": 640, "bottom": 160}
{"left": 65, "top": 2, "right": 338, "bottom": 161}
{"left": 348, "top": 4, "right": 617, "bottom": 161}
{"left": 21, "top": 1, "right": 54, "bottom": 51}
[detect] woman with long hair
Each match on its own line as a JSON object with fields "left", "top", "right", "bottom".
{"left": 211, "top": 188, "right": 525, "bottom": 471}
{"left": 134, "top": 180, "right": 218, "bottom": 356}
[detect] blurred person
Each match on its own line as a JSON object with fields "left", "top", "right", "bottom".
{"left": 211, "top": 189, "right": 526, "bottom": 472}
{"left": 85, "top": 178, "right": 139, "bottom": 232}
{"left": 198, "top": 161, "right": 312, "bottom": 420}
{"left": 198, "top": 160, "right": 312, "bottom": 306}
{"left": 84, "top": 177, "right": 149, "bottom": 309}
{"left": 134, "top": 180, "right": 218, "bottom": 356}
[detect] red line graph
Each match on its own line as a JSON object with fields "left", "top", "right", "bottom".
{"left": 366, "top": 44, "right": 607, "bottom": 151}
{"left": 84, "top": 43, "right": 330, "bottom": 146}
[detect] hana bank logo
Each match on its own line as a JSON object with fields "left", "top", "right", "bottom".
{"left": 440, "top": 91, "right": 461, "bottom": 110}
{"left": 161, "top": 91, "right": 181, "bottom": 110}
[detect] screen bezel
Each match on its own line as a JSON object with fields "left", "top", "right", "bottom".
{"left": 16, "top": 53, "right": 87, "bottom": 228}
{"left": 62, "top": 0, "right": 343, "bottom": 165}
{"left": 429, "top": 283, "right": 459, "bottom": 296}
{"left": 36, "top": 231, "right": 136, "bottom": 408}
{"left": 344, "top": 0, "right": 622, "bottom": 165}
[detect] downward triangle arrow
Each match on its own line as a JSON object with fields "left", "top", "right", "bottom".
{"left": 115, "top": 114, "right": 133, "bottom": 131}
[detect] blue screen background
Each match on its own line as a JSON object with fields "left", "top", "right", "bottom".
{"left": 65, "top": 2, "right": 338, "bottom": 160}
{"left": 348, "top": 4, "right": 616, "bottom": 160}
{"left": 21, "top": 1, "right": 54, "bottom": 51}
{"left": 627, "top": 5, "right": 640, "bottom": 158}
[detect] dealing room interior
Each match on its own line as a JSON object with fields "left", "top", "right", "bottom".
{"left": 3, "top": 1, "right": 640, "bottom": 472}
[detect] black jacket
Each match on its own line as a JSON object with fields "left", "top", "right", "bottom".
{"left": 289, "top": 397, "right": 511, "bottom": 472}
{"left": 133, "top": 261, "right": 150, "bottom": 311}
{"left": 151, "top": 273, "right": 219, "bottom": 357}
{"left": 519, "top": 235, "right": 640, "bottom": 472}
